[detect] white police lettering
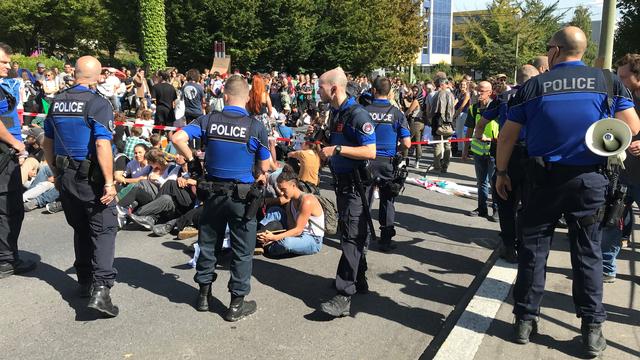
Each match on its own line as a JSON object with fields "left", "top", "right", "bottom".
{"left": 370, "top": 112, "right": 393, "bottom": 122}
{"left": 53, "top": 101, "right": 85, "bottom": 113}
{"left": 542, "top": 77, "right": 596, "bottom": 93}
{"left": 209, "top": 123, "right": 247, "bottom": 138}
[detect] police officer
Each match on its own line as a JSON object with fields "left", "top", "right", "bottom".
{"left": 171, "top": 75, "right": 270, "bottom": 322}
{"left": 0, "top": 43, "right": 37, "bottom": 279}
{"left": 41, "top": 56, "right": 119, "bottom": 317}
{"left": 317, "top": 68, "right": 376, "bottom": 317}
{"left": 495, "top": 27, "right": 640, "bottom": 357}
{"left": 474, "top": 65, "right": 540, "bottom": 263}
{"left": 365, "top": 77, "right": 410, "bottom": 252}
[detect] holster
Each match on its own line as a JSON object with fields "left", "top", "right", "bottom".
{"left": 238, "top": 183, "right": 264, "bottom": 220}
{"left": 55, "top": 155, "right": 104, "bottom": 186}
{"left": 524, "top": 157, "right": 548, "bottom": 189}
{"left": 0, "top": 142, "right": 17, "bottom": 174}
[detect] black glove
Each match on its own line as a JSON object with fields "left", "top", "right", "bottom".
{"left": 187, "top": 157, "right": 203, "bottom": 180}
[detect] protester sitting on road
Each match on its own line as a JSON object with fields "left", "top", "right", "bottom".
{"left": 123, "top": 125, "right": 152, "bottom": 159}
{"left": 135, "top": 109, "right": 154, "bottom": 139}
{"left": 287, "top": 140, "right": 321, "bottom": 194}
{"left": 116, "top": 148, "right": 182, "bottom": 225}
{"left": 115, "top": 143, "right": 151, "bottom": 187}
{"left": 23, "top": 163, "right": 60, "bottom": 212}
{"left": 257, "top": 165, "right": 324, "bottom": 257}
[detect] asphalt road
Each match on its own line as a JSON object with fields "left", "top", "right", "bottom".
{"left": 0, "top": 155, "right": 502, "bottom": 360}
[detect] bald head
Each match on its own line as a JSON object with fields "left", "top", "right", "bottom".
{"left": 74, "top": 56, "right": 102, "bottom": 84}
{"left": 318, "top": 67, "right": 349, "bottom": 105}
{"left": 532, "top": 56, "right": 549, "bottom": 73}
{"left": 517, "top": 64, "right": 540, "bottom": 84}
{"left": 477, "top": 81, "right": 492, "bottom": 102}
{"left": 551, "top": 26, "right": 587, "bottom": 58}
{"left": 319, "top": 67, "right": 348, "bottom": 90}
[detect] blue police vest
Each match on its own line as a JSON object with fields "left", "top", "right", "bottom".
{"left": 0, "top": 79, "right": 22, "bottom": 141}
{"left": 203, "top": 112, "right": 255, "bottom": 183}
{"left": 47, "top": 86, "right": 108, "bottom": 161}
{"left": 365, "top": 100, "right": 408, "bottom": 157}
{"left": 329, "top": 97, "right": 376, "bottom": 174}
{"left": 508, "top": 61, "right": 635, "bottom": 165}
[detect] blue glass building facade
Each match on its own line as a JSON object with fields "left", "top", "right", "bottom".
{"left": 420, "top": 0, "right": 453, "bottom": 66}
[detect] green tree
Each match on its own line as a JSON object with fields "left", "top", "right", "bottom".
{"left": 460, "top": 0, "right": 563, "bottom": 80}
{"left": 165, "top": 0, "right": 215, "bottom": 71}
{"left": 614, "top": 0, "right": 640, "bottom": 60}
{"left": 569, "top": 6, "right": 597, "bottom": 66}
{"left": 139, "top": 0, "right": 167, "bottom": 71}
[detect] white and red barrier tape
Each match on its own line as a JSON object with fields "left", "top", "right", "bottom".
{"left": 19, "top": 110, "right": 473, "bottom": 145}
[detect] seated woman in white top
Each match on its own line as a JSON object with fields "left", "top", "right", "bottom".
{"left": 258, "top": 165, "right": 324, "bottom": 257}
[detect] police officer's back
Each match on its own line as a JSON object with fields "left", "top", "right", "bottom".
{"left": 0, "top": 43, "right": 37, "bottom": 279}
{"left": 42, "top": 56, "right": 119, "bottom": 317}
{"left": 364, "top": 77, "right": 411, "bottom": 252}
{"left": 315, "top": 68, "right": 376, "bottom": 318}
{"left": 171, "top": 75, "right": 270, "bottom": 322}
{"left": 495, "top": 27, "right": 640, "bottom": 357}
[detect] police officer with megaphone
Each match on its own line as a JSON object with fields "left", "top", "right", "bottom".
{"left": 495, "top": 27, "right": 640, "bottom": 357}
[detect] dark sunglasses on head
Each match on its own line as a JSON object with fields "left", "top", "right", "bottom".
{"left": 546, "top": 44, "right": 563, "bottom": 51}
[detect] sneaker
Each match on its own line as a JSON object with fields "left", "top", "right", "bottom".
{"left": 117, "top": 214, "right": 127, "bottom": 229}
{"left": 467, "top": 208, "right": 488, "bottom": 217}
{"left": 581, "top": 322, "right": 606, "bottom": 357}
{"left": 23, "top": 200, "right": 39, "bottom": 212}
{"left": 0, "top": 259, "right": 37, "bottom": 279}
{"left": 414, "top": 162, "right": 420, "bottom": 170}
{"left": 178, "top": 226, "right": 199, "bottom": 240}
{"left": 152, "top": 220, "right": 176, "bottom": 236}
{"left": 603, "top": 274, "right": 616, "bottom": 283}
{"left": 320, "top": 294, "right": 351, "bottom": 317}
{"left": 487, "top": 212, "right": 498, "bottom": 223}
{"left": 45, "top": 201, "right": 63, "bottom": 214}
{"left": 116, "top": 205, "right": 128, "bottom": 217}
{"left": 129, "top": 214, "right": 156, "bottom": 230}
{"left": 513, "top": 318, "right": 538, "bottom": 344}
{"left": 373, "top": 189, "right": 380, "bottom": 200}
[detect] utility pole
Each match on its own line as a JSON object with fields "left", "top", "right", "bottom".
{"left": 596, "top": 0, "right": 617, "bottom": 69}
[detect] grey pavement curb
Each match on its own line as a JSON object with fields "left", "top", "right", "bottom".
{"left": 419, "top": 244, "right": 502, "bottom": 360}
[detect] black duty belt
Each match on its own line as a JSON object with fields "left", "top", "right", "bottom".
{"left": 544, "top": 162, "right": 603, "bottom": 174}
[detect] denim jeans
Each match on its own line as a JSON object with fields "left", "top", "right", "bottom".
{"left": 601, "top": 183, "right": 640, "bottom": 276}
{"left": 265, "top": 233, "right": 323, "bottom": 256}
{"left": 473, "top": 154, "right": 496, "bottom": 214}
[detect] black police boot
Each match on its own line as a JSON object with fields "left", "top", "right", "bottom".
{"left": 224, "top": 296, "right": 257, "bottom": 322}
{"left": 196, "top": 283, "right": 212, "bottom": 312}
{"left": 78, "top": 283, "right": 93, "bottom": 298}
{"left": 378, "top": 227, "right": 397, "bottom": 253}
{"left": 581, "top": 322, "right": 606, "bottom": 358}
{"left": 0, "top": 259, "right": 37, "bottom": 279}
{"left": 501, "top": 245, "right": 518, "bottom": 264}
{"left": 513, "top": 318, "right": 538, "bottom": 344}
{"left": 356, "top": 273, "right": 369, "bottom": 294}
{"left": 88, "top": 285, "right": 119, "bottom": 318}
{"left": 320, "top": 294, "right": 351, "bottom": 317}
{"left": 129, "top": 214, "right": 156, "bottom": 230}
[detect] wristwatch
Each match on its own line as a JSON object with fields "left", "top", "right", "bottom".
{"left": 334, "top": 145, "right": 342, "bottom": 156}
{"left": 496, "top": 169, "right": 508, "bottom": 177}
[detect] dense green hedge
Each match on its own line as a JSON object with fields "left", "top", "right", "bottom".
{"left": 140, "top": 0, "right": 167, "bottom": 71}
{"left": 10, "top": 54, "right": 66, "bottom": 72}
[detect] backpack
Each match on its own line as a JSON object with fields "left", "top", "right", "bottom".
{"left": 310, "top": 194, "right": 338, "bottom": 235}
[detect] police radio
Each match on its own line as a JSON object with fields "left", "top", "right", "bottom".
{"left": 585, "top": 118, "right": 633, "bottom": 227}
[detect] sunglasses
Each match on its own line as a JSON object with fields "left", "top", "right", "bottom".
{"left": 546, "top": 44, "right": 563, "bottom": 51}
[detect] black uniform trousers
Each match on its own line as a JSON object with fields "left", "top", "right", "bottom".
{"left": 0, "top": 160, "right": 24, "bottom": 264}
{"left": 58, "top": 167, "right": 118, "bottom": 287}
{"left": 368, "top": 156, "right": 396, "bottom": 241}
{"left": 194, "top": 188, "right": 256, "bottom": 297}
{"left": 335, "top": 179, "right": 370, "bottom": 296}
{"left": 493, "top": 144, "right": 528, "bottom": 249}
{"left": 513, "top": 166, "right": 608, "bottom": 324}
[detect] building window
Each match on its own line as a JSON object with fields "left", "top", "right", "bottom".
{"left": 431, "top": 0, "right": 451, "bottom": 55}
{"left": 452, "top": 48, "right": 464, "bottom": 57}
{"left": 453, "top": 32, "right": 463, "bottom": 41}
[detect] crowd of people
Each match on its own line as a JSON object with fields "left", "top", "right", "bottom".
{"left": 1, "top": 24, "right": 640, "bottom": 358}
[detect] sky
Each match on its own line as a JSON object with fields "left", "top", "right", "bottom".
{"left": 453, "top": 0, "right": 608, "bottom": 21}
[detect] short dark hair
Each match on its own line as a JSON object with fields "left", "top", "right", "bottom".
{"left": 617, "top": 53, "right": 640, "bottom": 78}
{"left": 186, "top": 69, "right": 200, "bottom": 82}
{"left": 158, "top": 70, "right": 170, "bottom": 81}
{"left": 0, "top": 43, "right": 13, "bottom": 55}
{"left": 372, "top": 77, "right": 392, "bottom": 96}
{"left": 277, "top": 164, "right": 299, "bottom": 184}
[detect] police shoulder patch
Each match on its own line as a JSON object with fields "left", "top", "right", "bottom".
{"left": 362, "top": 122, "right": 374, "bottom": 135}
{"left": 108, "top": 120, "right": 115, "bottom": 132}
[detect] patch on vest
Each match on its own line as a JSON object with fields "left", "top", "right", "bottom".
{"left": 362, "top": 122, "right": 374, "bottom": 135}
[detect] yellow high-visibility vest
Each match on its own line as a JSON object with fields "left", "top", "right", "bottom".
{"left": 469, "top": 104, "right": 499, "bottom": 156}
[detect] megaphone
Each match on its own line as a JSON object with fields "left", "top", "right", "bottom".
{"left": 585, "top": 117, "right": 632, "bottom": 169}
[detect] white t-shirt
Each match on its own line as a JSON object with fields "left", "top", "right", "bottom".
{"left": 98, "top": 75, "right": 121, "bottom": 97}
